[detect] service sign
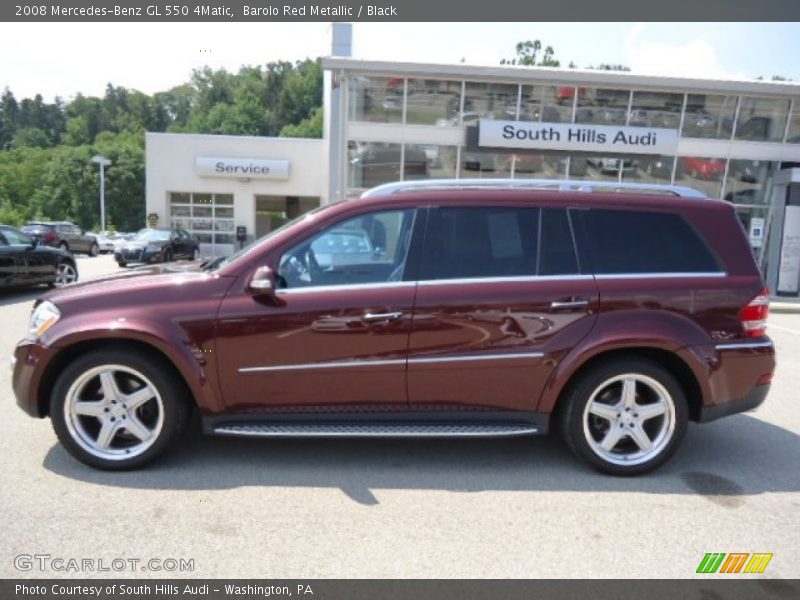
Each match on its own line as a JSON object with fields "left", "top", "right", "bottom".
{"left": 195, "top": 157, "right": 290, "bottom": 180}
{"left": 478, "top": 120, "right": 679, "bottom": 155}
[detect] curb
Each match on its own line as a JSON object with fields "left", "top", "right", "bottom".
{"left": 770, "top": 303, "right": 800, "bottom": 315}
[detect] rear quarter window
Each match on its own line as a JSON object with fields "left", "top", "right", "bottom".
{"left": 580, "top": 209, "right": 720, "bottom": 274}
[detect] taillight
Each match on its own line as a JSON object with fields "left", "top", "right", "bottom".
{"left": 739, "top": 287, "right": 770, "bottom": 338}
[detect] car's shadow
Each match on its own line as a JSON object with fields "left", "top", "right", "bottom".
{"left": 0, "top": 286, "right": 47, "bottom": 308}
{"left": 42, "top": 413, "right": 800, "bottom": 505}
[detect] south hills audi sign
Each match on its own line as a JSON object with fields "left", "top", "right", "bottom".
{"left": 478, "top": 120, "right": 679, "bottom": 155}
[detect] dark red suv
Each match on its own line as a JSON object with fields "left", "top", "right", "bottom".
{"left": 12, "top": 180, "right": 775, "bottom": 475}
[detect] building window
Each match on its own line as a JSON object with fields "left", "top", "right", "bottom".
{"left": 585, "top": 155, "right": 634, "bottom": 181}
{"left": 678, "top": 156, "right": 726, "bottom": 198}
{"left": 347, "top": 142, "right": 402, "bottom": 194}
{"left": 348, "top": 76, "right": 404, "bottom": 123}
{"left": 623, "top": 155, "right": 675, "bottom": 184}
{"left": 463, "top": 81, "right": 519, "bottom": 121}
{"left": 404, "top": 144, "right": 458, "bottom": 180}
{"left": 724, "top": 160, "right": 777, "bottom": 254}
{"left": 787, "top": 100, "right": 800, "bottom": 144}
{"left": 460, "top": 148, "right": 512, "bottom": 179}
{"left": 519, "top": 85, "right": 572, "bottom": 123}
{"left": 628, "top": 91, "right": 682, "bottom": 129}
{"left": 735, "top": 97, "right": 790, "bottom": 142}
{"left": 683, "top": 94, "right": 737, "bottom": 139}
{"left": 575, "top": 88, "right": 630, "bottom": 126}
{"left": 405, "top": 79, "right": 462, "bottom": 125}
{"left": 169, "top": 192, "right": 235, "bottom": 257}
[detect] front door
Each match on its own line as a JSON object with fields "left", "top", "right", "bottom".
{"left": 407, "top": 204, "right": 599, "bottom": 413}
{"left": 215, "top": 207, "right": 420, "bottom": 413}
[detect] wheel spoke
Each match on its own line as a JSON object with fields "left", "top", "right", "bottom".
{"left": 99, "top": 372, "right": 119, "bottom": 402}
{"left": 628, "top": 424, "right": 653, "bottom": 452}
{"left": 73, "top": 401, "right": 106, "bottom": 417}
{"left": 96, "top": 420, "right": 118, "bottom": 449}
{"left": 125, "top": 385, "right": 155, "bottom": 410}
{"left": 621, "top": 377, "right": 637, "bottom": 408}
{"left": 600, "top": 426, "right": 624, "bottom": 451}
{"left": 123, "top": 415, "right": 153, "bottom": 442}
{"left": 588, "top": 401, "right": 619, "bottom": 422}
{"left": 636, "top": 399, "right": 667, "bottom": 421}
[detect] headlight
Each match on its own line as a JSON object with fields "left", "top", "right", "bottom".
{"left": 28, "top": 301, "right": 61, "bottom": 340}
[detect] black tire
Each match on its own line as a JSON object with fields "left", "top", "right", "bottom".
{"left": 89, "top": 242, "right": 99, "bottom": 257}
{"left": 58, "top": 241, "right": 69, "bottom": 252}
{"left": 163, "top": 249, "right": 173, "bottom": 263}
{"left": 50, "top": 349, "right": 192, "bottom": 470}
{"left": 557, "top": 357, "right": 689, "bottom": 476}
{"left": 116, "top": 260, "right": 127, "bottom": 268}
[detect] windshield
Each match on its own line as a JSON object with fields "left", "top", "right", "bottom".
{"left": 135, "top": 229, "right": 171, "bottom": 242}
{"left": 207, "top": 204, "right": 333, "bottom": 272}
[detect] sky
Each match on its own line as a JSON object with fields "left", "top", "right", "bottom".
{"left": 1, "top": 22, "right": 799, "bottom": 102}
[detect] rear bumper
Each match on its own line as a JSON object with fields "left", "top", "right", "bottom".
{"left": 699, "top": 383, "right": 770, "bottom": 422}
{"left": 693, "top": 338, "right": 775, "bottom": 423}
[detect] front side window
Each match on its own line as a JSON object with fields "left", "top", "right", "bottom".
{"left": 277, "top": 209, "right": 415, "bottom": 289}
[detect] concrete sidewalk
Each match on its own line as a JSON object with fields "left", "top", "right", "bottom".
{"left": 770, "top": 296, "right": 800, "bottom": 314}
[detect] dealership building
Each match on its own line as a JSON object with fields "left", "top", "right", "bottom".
{"left": 146, "top": 24, "right": 800, "bottom": 295}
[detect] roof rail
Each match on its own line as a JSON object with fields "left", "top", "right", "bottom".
{"left": 360, "top": 178, "right": 708, "bottom": 199}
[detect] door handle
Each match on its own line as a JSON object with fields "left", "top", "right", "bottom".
{"left": 362, "top": 311, "right": 404, "bottom": 323}
{"left": 550, "top": 299, "right": 590, "bottom": 310}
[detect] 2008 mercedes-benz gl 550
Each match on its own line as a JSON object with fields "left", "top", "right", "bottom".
{"left": 12, "top": 180, "right": 775, "bottom": 475}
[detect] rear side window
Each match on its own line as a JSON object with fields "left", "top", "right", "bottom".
{"left": 419, "top": 206, "right": 580, "bottom": 280}
{"left": 580, "top": 209, "right": 719, "bottom": 274}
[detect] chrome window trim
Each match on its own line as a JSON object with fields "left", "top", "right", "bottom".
{"left": 416, "top": 274, "right": 593, "bottom": 286}
{"left": 277, "top": 281, "right": 417, "bottom": 295}
{"left": 238, "top": 351, "right": 546, "bottom": 374}
{"left": 594, "top": 272, "right": 727, "bottom": 280}
{"left": 715, "top": 340, "right": 774, "bottom": 351}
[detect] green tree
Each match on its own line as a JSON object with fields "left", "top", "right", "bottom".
{"left": 501, "top": 40, "right": 560, "bottom": 67}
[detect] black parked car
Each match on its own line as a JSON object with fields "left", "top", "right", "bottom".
{"left": 115, "top": 228, "right": 200, "bottom": 267}
{"left": 22, "top": 221, "right": 99, "bottom": 256}
{"left": 0, "top": 225, "right": 78, "bottom": 288}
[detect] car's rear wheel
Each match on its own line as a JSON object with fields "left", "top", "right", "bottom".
{"left": 50, "top": 350, "right": 191, "bottom": 470}
{"left": 58, "top": 241, "right": 69, "bottom": 252}
{"left": 558, "top": 358, "right": 688, "bottom": 476}
{"left": 51, "top": 261, "right": 78, "bottom": 287}
{"left": 192, "top": 248, "right": 200, "bottom": 261}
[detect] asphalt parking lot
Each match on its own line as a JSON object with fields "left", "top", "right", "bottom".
{"left": 1, "top": 254, "right": 799, "bottom": 578}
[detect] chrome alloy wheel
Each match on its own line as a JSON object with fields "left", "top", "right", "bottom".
{"left": 54, "top": 262, "right": 77, "bottom": 286}
{"left": 582, "top": 373, "right": 676, "bottom": 466}
{"left": 64, "top": 365, "right": 164, "bottom": 461}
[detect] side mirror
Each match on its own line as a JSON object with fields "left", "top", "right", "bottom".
{"left": 248, "top": 265, "right": 276, "bottom": 296}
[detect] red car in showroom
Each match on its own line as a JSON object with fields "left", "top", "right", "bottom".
{"left": 681, "top": 156, "right": 725, "bottom": 180}
{"left": 12, "top": 179, "right": 774, "bottom": 475}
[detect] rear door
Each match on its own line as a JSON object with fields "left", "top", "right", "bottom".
{"left": 407, "top": 203, "right": 599, "bottom": 413}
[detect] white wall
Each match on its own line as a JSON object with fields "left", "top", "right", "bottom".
{"left": 145, "top": 132, "right": 325, "bottom": 238}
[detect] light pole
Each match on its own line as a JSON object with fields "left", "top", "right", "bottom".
{"left": 91, "top": 155, "right": 112, "bottom": 232}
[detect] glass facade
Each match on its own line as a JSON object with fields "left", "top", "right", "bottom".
{"left": 735, "top": 97, "right": 790, "bottom": 142}
{"left": 169, "top": 192, "right": 235, "bottom": 257}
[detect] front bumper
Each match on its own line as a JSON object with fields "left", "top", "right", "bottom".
{"left": 12, "top": 339, "right": 53, "bottom": 418}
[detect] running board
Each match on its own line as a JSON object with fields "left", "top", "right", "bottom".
{"left": 212, "top": 422, "right": 540, "bottom": 438}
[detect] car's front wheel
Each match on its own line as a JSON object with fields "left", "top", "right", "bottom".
{"left": 50, "top": 350, "right": 191, "bottom": 470}
{"left": 558, "top": 358, "right": 688, "bottom": 476}
{"left": 89, "top": 242, "right": 99, "bottom": 257}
